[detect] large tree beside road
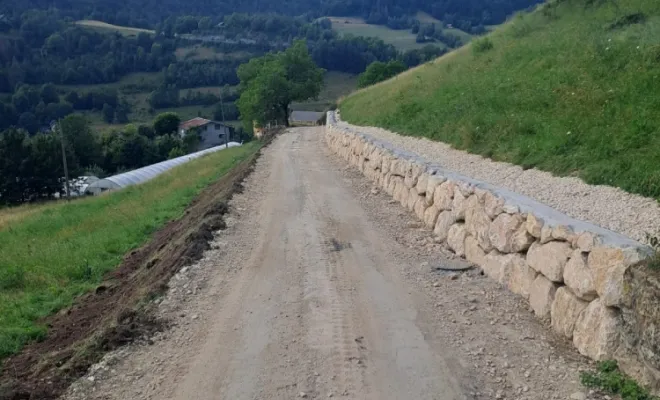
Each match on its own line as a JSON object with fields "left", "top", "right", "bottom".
{"left": 237, "top": 40, "right": 324, "bottom": 128}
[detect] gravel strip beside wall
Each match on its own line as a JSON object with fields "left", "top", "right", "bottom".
{"left": 326, "top": 111, "right": 660, "bottom": 391}
{"left": 335, "top": 113, "right": 660, "bottom": 243}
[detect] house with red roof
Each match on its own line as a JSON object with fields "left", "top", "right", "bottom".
{"left": 178, "top": 117, "right": 232, "bottom": 150}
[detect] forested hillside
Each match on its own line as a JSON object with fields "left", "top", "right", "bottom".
{"left": 0, "top": 0, "right": 543, "bottom": 206}
{"left": 1, "top": 0, "right": 543, "bottom": 32}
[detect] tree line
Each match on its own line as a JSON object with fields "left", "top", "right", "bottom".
{"left": 7, "top": 0, "right": 543, "bottom": 33}
{"left": 0, "top": 113, "right": 206, "bottom": 205}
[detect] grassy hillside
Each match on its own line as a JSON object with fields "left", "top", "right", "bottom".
{"left": 292, "top": 71, "right": 358, "bottom": 112}
{"left": 341, "top": 0, "right": 660, "bottom": 199}
{"left": 0, "top": 142, "right": 260, "bottom": 360}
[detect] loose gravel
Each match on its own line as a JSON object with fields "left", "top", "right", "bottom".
{"left": 336, "top": 114, "right": 660, "bottom": 243}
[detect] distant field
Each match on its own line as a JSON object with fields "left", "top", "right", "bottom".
{"left": 328, "top": 16, "right": 435, "bottom": 51}
{"left": 327, "top": 15, "right": 474, "bottom": 51}
{"left": 75, "top": 20, "right": 155, "bottom": 37}
{"left": 175, "top": 46, "right": 252, "bottom": 61}
{"left": 56, "top": 72, "right": 162, "bottom": 94}
{"left": 0, "top": 142, "right": 261, "bottom": 360}
{"left": 292, "top": 71, "right": 358, "bottom": 112}
{"left": 415, "top": 12, "right": 475, "bottom": 42}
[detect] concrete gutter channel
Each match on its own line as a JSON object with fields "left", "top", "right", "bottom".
{"left": 325, "top": 110, "right": 660, "bottom": 391}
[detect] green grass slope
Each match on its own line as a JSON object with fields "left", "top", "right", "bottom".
{"left": 0, "top": 142, "right": 260, "bottom": 360}
{"left": 340, "top": 0, "right": 660, "bottom": 199}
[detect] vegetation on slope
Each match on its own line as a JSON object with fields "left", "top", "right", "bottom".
{"left": 0, "top": 142, "right": 260, "bottom": 360}
{"left": 341, "top": 0, "right": 660, "bottom": 199}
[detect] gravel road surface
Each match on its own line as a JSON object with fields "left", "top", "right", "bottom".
{"left": 63, "top": 128, "right": 599, "bottom": 400}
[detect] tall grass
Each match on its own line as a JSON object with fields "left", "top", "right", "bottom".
{"left": 340, "top": 0, "right": 660, "bottom": 199}
{"left": 0, "top": 142, "right": 260, "bottom": 360}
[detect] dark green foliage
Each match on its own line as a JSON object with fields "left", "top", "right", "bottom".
{"left": 358, "top": 60, "right": 407, "bottom": 88}
{"left": 7, "top": 0, "right": 543, "bottom": 32}
{"left": 102, "top": 103, "right": 115, "bottom": 123}
{"left": 472, "top": 37, "right": 494, "bottom": 54}
{"left": 238, "top": 40, "right": 324, "bottom": 127}
{"left": 608, "top": 13, "right": 647, "bottom": 30}
{"left": 580, "top": 361, "right": 657, "bottom": 400}
{"left": 153, "top": 112, "right": 181, "bottom": 136}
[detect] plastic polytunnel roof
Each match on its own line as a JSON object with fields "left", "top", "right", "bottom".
{"left": 86, "top": 143, "right": 242, "bottom": 195}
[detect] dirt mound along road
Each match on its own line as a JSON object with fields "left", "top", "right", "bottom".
{"left": 0, "top": 145, "right": 263, "bottom": 400}
{"left": 58, "top": 128, "right": 598, "bottom": 400}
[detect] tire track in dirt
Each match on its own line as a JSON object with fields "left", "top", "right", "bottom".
{"left": 60, "top": 127, "right": 597, "bottom": 400}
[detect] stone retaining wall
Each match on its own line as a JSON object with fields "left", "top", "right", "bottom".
{"left": 325, "top": 111, "right": 660, "bottom": 390}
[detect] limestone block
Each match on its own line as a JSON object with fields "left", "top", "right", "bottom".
{"left": 488, "top": 213, "right": 534, "bottom": 254}
{"left": 434, "top": 211, "right": 456, "bottom": 242}
{"left": 540, "top": 225, "right": 554, "bottom": 244}
{"left": 425, "top": 176, "right": 446, "bottom": 206}
{"left": 474, "top": 188, "right": 489, "bottom": 202}
{"left": 433, "top": 181, "right": 455, "bottom": 211}
{"left": 503, "top": 203, "right": 520, "bottom": 214}
{"left": 385, "top": 174, "right": 397, "bottom": 195}
{"left": 552, "top": 225, "right": 575, "bottom": 242}
{"left": 576, "top": 232, "right": 600, "bottom": 252}
{"left": 407, "top": 187, "right": 419, "bottom": 211}
{"left": 564, "top": 250, "right": 598, "bottom": 301}
{"left": 452, "top": 190, "right": 468, "bottom": 221}
{"left": 529, "top": 275, "right": 560, "bottom": 319}
{"left": 457, "top": 182, "right": 475, "bottom": 197}
{"left": 482, "top": 250, "right": 520, "bottom": 284}
{"left": 465, "top": 235, "right": 486, "bottom": 266}
{"left": 526, "top": 214, "right": 544, "bottom": 238}
{"left": 415, "top": 173, "right": 430, "bottom": 196}
{"left": 423, "top": 206, "right": 441, "bottom": 229}
{"left": 381, "top": 156, "right": 393, "bottom": 175}
{"left": 401, "top": 161, "right": 423, "bottom": 188}
{"left": 588, "top": 246, "right": 648, "bottom": 307}
{"left": 447, "top": 223, "right": 468, "bottom": 257}
{"left": 619, "top": 264, "right": 660, "bottom": 378}
{"left": 390, "top": 158, "right": 406, "bottom": 177}
{"left": 484, "top": 191, "right": 505, "bottom": 219}
{"left": 414, "top": 196, "right": 428, "bottom": 220}
{"left": 551, "top": 287, "right": 589, "bottom": 339}
{"left": 573, "top": 299, "right": 621, "bottom": 361}
{"left": 527, "top": 241, "right": 572, "bottom": 282}
{"left": 465, "top": 197, "right": 493, "bottom": 252}
{"left": 393, "top": 179, "right": 407, "bottom": 204}
{"left": 397, "top": 180, "right": 410, "bottom": 208}
{"left": 506, "top": 255, "right": 538, "bottom": 299}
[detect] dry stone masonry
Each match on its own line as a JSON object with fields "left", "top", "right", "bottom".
{"left": 325, "top": 111, "right": 660, "bottom": 390}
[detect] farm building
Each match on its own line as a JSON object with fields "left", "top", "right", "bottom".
{"left": 289, "top": 111, "right": 324, "bottom": 126}
{"left": 86, "top": 143, "right": 242, "bottom": 195}
{"left": 179, "top": 118, "right": 232, "bottom": 151}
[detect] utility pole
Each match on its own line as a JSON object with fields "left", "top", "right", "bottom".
{"left": 52, "top": 120, "right": 70, "bottom": 199}
{"left": 219, "top": 89, "right": 228, "bottom": 148}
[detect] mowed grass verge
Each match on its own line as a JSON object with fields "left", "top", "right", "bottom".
{"left": 0, "top": 142, "right": 260, "bottom": 360}
{"left": 340, "top": 0, "right": 660, "bottom": 199}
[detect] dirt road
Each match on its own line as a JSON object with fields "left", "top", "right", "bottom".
{"left": 64, "top": 128, "right": 593, "bottom": 400}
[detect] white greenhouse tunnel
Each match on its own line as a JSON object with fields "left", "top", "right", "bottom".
{"left": 85, "top": 142, "right": 242, "bottom": 196}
